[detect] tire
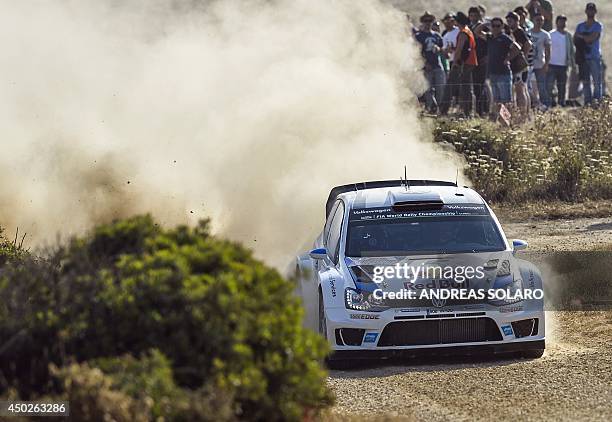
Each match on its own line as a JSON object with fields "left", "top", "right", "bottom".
{"left": 326, "top": 358, "right": 357, "bottom": 370}
{"left": 318, "top": 289, "right": 327, "bottom": 341}
{"left": 319, "top": 290, "right": 357, "bottom": 370}
{"left": 521, "top": 348, "right": 545, "bottom": 359}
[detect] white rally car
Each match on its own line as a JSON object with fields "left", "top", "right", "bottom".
{"left": 296, "top": 180, "right": 545, "bottom": 366}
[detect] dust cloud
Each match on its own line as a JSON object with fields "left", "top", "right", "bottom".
{"left": 0, "top": 0, "right": 460, "bottom": 269}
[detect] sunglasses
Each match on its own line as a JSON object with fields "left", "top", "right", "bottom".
{"left": 492, "top": 24, "right": 502, "bottom": 28}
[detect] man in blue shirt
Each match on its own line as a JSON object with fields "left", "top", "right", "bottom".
{"left": 575, "top": 3, "right": 604, "bottom": 104}
{"left": 415, "top": 12, "right": 446, "bottom": 113}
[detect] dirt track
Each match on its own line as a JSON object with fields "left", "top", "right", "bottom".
{"left": 502, "top": 216, "right": 612, "bottom": 252}
{"left": 327, "top": 217, "right": 612, "bottom": 421}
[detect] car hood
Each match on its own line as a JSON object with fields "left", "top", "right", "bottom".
{"left": 344, "top": 251, "right": 517, "bottom": 293}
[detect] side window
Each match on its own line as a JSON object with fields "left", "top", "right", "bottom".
{"left": 324, "top": 201, "right": 340, "bottom": 246}
{"left": 326, "top": 202, "right": 345, "bottom": 264}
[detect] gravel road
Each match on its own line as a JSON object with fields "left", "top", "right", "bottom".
{"left": 502, "top": 216, "right": 612, "bottom": 252}
{"left": 327, "top": 216, "right": 612, "bottom": 421}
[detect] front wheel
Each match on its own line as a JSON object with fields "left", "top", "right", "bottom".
{"left": 318, "top": 289, "right": 327, "bottom": 341}
{"left": 521, "top": 348, "right": 545, "bottom": 359}
{"left": 326, "top": 359, "right": 357, "bottom": 370}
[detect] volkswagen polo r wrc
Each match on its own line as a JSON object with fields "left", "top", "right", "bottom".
{"left": 296, "top": 180, "right": 544, "bottom": 367}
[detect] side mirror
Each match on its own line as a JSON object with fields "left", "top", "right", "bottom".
{"left": 512, "top": 239, "right": 528, "bottom": 252}
{"left": 309, "top": 248, "right": 328, "bottom": 260}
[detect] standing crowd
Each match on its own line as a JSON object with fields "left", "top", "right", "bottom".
{"left": 411, "top": 1, "right": 605, "bottom": 122}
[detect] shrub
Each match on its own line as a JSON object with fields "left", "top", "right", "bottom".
{"left": 45, "top": 351, "right": 234, "bottom": 422}
{"left": 433, "top": 100, "right": 612, "bottom": 202}
{"left": 51, "top": 361, "right": 145, "bottom": 422}
{"left": 0, "top": 227, "right": 26, "bottom": 267}
{"left": 0, "top": 216, "right": 333, "bottom": 420}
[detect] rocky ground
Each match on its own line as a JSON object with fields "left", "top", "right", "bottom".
{"left": 326, "top": 215, "right": 612, "bottom": 421}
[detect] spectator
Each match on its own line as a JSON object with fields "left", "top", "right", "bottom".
{"left": 567, "top": 66, "right": 583, "bottom": 106}
{"left": 478, "top": 5, "right": 489, "bottom": 23}
{"left": 432, "top": 20, "right": 441, "bottom": 34}
{"left": 526, "top": 0, "right": 554, "bottom": 32}
{"left": 440, "top": 12, "right": 478, "bottom": 116}
{"left": 515, "top": 6, "right": 534, "bottom": 30}
{"left": 475, "top": 18, "right": 521, "bottom": 115}
{"left": 442, "top": 13, "right": 460, "bottom": 67}
{"left": 440, "top": 14, "right": 459, "bottom": 104}
{"left": 530, "top": 14, "right": 552, "bottom": 108}
{"left": 603, "top": 60, "right": 608, "bottom": 96}
{"left": 469, "top": 6, "right": 491, "bottom": 116}
{"left": 507, "top": 12, "right": 533, "bottom": 120}
{"left": 548, "top": 15, "right": 575, "bottom": 107}
{"left": 434, "top": 20, "right": 451, "bottom": 74}
{"left": 415, "top": 12, "right": 446, "bottom": 113}
{"left": 575, "top": 3, "right": 604, "bottom": 104}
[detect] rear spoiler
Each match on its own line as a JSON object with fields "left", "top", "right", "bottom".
{"left": 325, "top": 180, "right": 456, "bottom": 217}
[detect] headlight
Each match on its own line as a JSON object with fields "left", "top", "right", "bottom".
{"left": 347, "top": 265, "right": 376, "bottom": 283}
{"left": 345, "top": 288, "right": 388, "bottom": 312}
{"left": 484, "top": 259, "right": 511, "bottom": 277}
{"left": 497, "top": 260, "right": 511, "bottom": 277}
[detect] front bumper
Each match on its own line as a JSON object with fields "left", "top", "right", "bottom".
{"left": 330, "top": 340, "right": 545, "bottom": 360}
{"left": 326, "top": 305, "right": 545, "bottom": 355}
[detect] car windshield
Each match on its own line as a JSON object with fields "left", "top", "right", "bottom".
{"left": 346, "top": 210, "right": 506, "bottom": 257}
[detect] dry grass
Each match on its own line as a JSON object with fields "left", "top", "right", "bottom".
{"left": 492, "top": 199, "right": 612, "bottom": 221}
{"left": 433, "top": 100, "right": 612, "bottom": 203}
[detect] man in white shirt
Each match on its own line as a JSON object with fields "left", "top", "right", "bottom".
{"left": 548, "top": 15, "right": 575, "bottom": 106}
{"left": 442, "top": 13, "right": 460, "bottom": 67}
{"left": 529, "top": 14, "right": 552, "bottom": 108}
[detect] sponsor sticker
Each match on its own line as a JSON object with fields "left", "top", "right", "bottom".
{"left": 350, "top": 204, "right": 489, "bottom": 221}
{"left": 501, "top": 324, "right": 514, "bottom": 336}
{"left": 363, "top": 333, "right": 378, "bottom": 343}
{"left": 350, "top": 314, "right": 380, "bottom": 319}
{"left": 499, "top": 305, "right": 524, "bottom": 313}
{"left": 329, "top": 279, "right": 336, "bottom": 297}
{"left": 426, "top": 308, "right": 450, "bottom": 314}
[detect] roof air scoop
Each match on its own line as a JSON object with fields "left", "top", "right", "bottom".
{"left": 389, "top": 191, "right": 444, "bottom": 211}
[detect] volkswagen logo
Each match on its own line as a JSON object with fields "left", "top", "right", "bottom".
{"left": 431, "top": 297, "right": 447, "bottom": 308}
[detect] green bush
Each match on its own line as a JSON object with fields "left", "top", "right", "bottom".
{"left": 0, "top": 216, "right": 333, "bottom": 420}
{"left": 433, "top": 100, "right": 612, "bottom": 202}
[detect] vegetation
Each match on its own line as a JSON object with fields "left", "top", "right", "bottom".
{"left": 433, "top": 100, "right": 612, "bottom": 203}
{"left": 2, "top": 91, "right": 611, "bottom": 422}
{"left": 0, "top": 216, "right": 333, "bottom": 421}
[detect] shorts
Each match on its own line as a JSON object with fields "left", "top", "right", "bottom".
{"left": 489, "top": 73, "right": 513, "bottom": 103}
